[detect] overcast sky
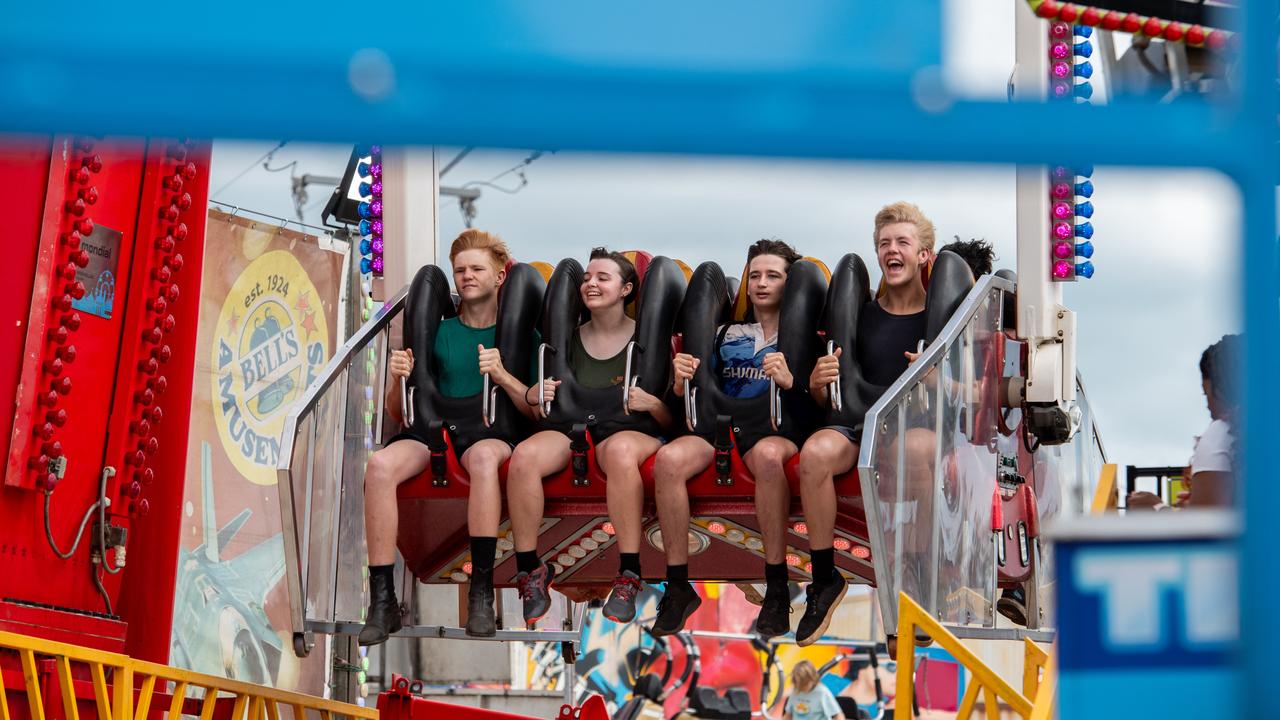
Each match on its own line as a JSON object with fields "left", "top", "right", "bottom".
{"left": 206, "top": 1, "right": 1241, "bottom": 470}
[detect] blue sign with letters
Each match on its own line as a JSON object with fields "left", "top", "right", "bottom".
{"left": 1053, "top": 513, "right": 1239, "bottom": 719}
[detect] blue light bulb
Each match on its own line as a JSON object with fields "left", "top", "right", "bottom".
{"left": 1076, "top": 164, "right": 1094, "bottom": 178}
{"left": 360, "top": 257, "right": 372, "bottom": 274}
{"left": 1073, "top": 26, "right": 1093, "bottom": 38}
{"left": 1075, "top": 222, "right": 1094, "bottom": 239}
{"left": 1075, "top": 180, "right": 1094, "bottom": 198}
{"left": 360, "top": 238, "right": 372, "bottom": 255}
{"left": 1075, "top": 201, "right": 1094, "bottom": 218}
{"left": 357, "top": 161, "right": 371, "bottom": 178}
{"left": 1074, "top": 40, "right": 1092, "bottom": 58}
{"left": 1074, "top": 61, "right": 1093, "bottom": 79}
{"left": 1074, "top": 83, "right": 1094, "bottom": 100}
{"left": 358, "top": 201, "right": 371, "bottom": 219}
{"left": 359, "top": 219, "right": 372, "bottom": 236}
{"left": 359, "top": 181, "right": 372, "bottom": 197}
{"left": 1075, "top": 261, "right": 1095, "bottom": 279}
{"left": 1075, "top": 241, "right": 1094, "bottom": 259}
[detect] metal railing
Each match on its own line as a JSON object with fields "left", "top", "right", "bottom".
{"left": 276, "top": 285, "right": 407, "bottom": 648}
{"left": 0, "top": 630, "right": 376, "bottom": 720}
{"left": 857, "top": 274, "right": 1107, "bottom": 636}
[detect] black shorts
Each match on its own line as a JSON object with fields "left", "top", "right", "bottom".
{"left": 384, "top": 431, "right": 514, "bottom": 459}
{"left": 819, "top": 424, "right": 861, "bottom": 447}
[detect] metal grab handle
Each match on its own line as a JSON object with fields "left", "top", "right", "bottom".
{"left": 400, "top": 375, "right": 414, "bottom": 428}
{"left": 769, "top": 377, "right": 782, "bottom": 432}
{"left": 683, "top": 379, "right": 698, "bottom": 432}
{"left": 622, "top": 341, "right": 639, "bottom": 414}
{"left": 481, "top": 373, "right": 498, "bottom": 427}
{"left": 827, "top": 340, "right": 843, "bottom": 413}
{"left": 537, "top": 343, "right": 556, "bottom": 416}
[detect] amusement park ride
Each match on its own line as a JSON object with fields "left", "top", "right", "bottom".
{"left": 0, "top": 0, "right": 1267, "bottom": 719}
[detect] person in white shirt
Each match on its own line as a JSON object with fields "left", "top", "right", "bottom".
{"left": 1186, "top": 334, "right": 1241, "bottom": 507}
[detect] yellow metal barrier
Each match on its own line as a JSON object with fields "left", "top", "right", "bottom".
{"left": 895, "top": 593, "right": 1056, "bottom": 719}
{"left": 0, "top": 631, "right": 376, "bottom": 720}
{"left": 1091, "top": 463, "right": 1119, "bottom": 514}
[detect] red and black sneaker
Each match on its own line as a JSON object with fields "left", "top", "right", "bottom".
{"left": 515, "top": 562, "right": 556, "bottom": 626}
{"left": 603, "top": 571, "right": 644, "bottom": 623}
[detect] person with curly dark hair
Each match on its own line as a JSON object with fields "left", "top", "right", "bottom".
{"left": 937, "top": 236, "right": 995, "bottom": 277}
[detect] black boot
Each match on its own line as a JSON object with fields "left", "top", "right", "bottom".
{"left": 466, "top": 567, "right": 497, "bottom": 637}
{"left": 358, "top": 571, "right": 403, "bottom": 646}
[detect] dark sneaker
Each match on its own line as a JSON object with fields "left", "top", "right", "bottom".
{"left": 754, "top": 583, "right": 792, "bottom": 639}
{"left": 515, "top": 562, "right": 556, "bottom": 625}
{"left": 997, "top": 587, "right": 1028, "bottom": 626}
{"left": 358, "top": 572, "right": 403, "bottom": 646}
{"left": 795, "top": 574, "right": 847, "bottom": 646}
{"left": 465, "top": 568, "right": 497, "bottom": 637}
{"left": 651, "top": 580, "right": 701, "bottom": 637}
{"left": 603, "top": 571, "right": 644, "bottom": 623}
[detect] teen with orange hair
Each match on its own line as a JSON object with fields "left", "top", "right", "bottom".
{"left": 359, "top": 229, "right": 539, "bottom": 643}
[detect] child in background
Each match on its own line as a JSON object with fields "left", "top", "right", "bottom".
{"left": 784, "top": 660, "right": 846, "bottom": 720}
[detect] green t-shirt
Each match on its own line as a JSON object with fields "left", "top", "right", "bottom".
{"left": 568, "top": 328, "right": 628, "bottom": 390}
{"left": 433, "top": 317, "right": 495, "bottom": 398}
{"left": 432, "top": 318, "right": 541, "bottom": 399}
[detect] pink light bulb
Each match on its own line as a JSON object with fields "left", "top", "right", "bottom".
{"left": 1052, "top": 61, "right": 1071, "bottom": 78}
{"left": 372, "top": 239, "right": 384, "bottom": 253}
{"left": 371, "top": 181, "right": 383, "bottom": 195}
{"left": 1052, "top": 79, "right": 1071, "bottom": 97}
{"left": 1051, "top": 42, "right": 1070, "bottom": 59}
{"left": 370, "top": 200, "right": 383, "bottom": 216}
{"left": 1053, "top": 222, "right": 1072, "bottom": 239}
{"left": 371, "top": 220, "right": 384, "bottom": 234}
{"left": 1050, "top": 22, "right": 1070, "bottom": 38}
{"left": 1052, "top": 166, "right": 1073, "bottom": 182}
{"left": 1053, "top": 242, "right": 1074, "bottom": 259}
{"left": 369, "top": 163, "right": 382, "bottom": 179}
{"left": 1052, "top": 260, "right": 1073, "bottom": 279}
{"left": 372, "top": 256, "right": 384, "bottom": 273}
{"left": 1052, "top": 182, "right": 1072, "bottom": 199}
{"left": 1052, "top": 201, "right": 1073, "bottom": 219}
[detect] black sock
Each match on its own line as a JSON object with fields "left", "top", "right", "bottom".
{"left": 370, "top": 564, "right": 396, "bottom": 584}
{"left": 516, "top": 550, "right": 540, "bottom": 574}
{"left": 471, "top": 537, "right": 497, "bottom": 573}
{"left": 765, "top": 562, "right": 788, "bottom": 590}
{"left": 620, "top": 552, "right": 642, "bottom": 577}
{"left": 667, "top": 564, "right": 689, "bottom": 582}
{"left": 811, "top": 548, "right": 835, "bottom": 584}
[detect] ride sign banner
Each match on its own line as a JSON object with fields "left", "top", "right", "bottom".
{"left": 172, "top": 209, "right": 346, "bottom": 690}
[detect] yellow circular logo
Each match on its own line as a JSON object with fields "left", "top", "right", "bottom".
{"left": 212, "top": 251, "right": 329, "bottom": 486}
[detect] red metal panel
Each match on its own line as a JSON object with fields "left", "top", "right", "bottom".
{"left": 0, "top": 600, "right": 127, "bottom": 653}
{"left": 114, "top": 140, "right": 211, "bottom": 663}
{"left": 0, "top": 137, "right": 53, "bottom": 463}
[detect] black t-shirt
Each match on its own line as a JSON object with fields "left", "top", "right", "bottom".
{"left": 855, "top": 301, "right": 927, "bottom": 387}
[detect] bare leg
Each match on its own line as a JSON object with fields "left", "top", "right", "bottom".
{"left": 364, "top": 440, "right": 433, "bottom": 566}
{"left": 900, "top": 428, "right": 937, "bottom": 555}
{"left": 653, "top": 436, "right": 715, "bottom": 566}
{"left": 461, "top": 439, "right": 514, "bottom": 537}
{"left": 797, "top": 429, "right": 858, "bottom": 551}
{"left": 743, "top": 436, "right": 799, "bottom": 565}
{"left": 506, "top": 431, "right": 572, "bottom": 552}
{"left": 597, "top": 431, "right": 664, "bottom": 555}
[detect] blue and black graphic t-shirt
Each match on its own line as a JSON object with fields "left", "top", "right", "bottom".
{"left": 714, "top": 322, "right": 777, "bottom": 399}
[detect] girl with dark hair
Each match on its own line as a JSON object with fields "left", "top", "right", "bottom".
{"left": 506, "top": 247, "right": 674, "bottom": 625}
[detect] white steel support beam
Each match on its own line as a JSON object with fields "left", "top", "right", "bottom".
{"left": 1012, "top": 0, "right": 1077, "bottom": 407}
{"left": 379, "top": 146, "right": 439, "bottom": 299}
